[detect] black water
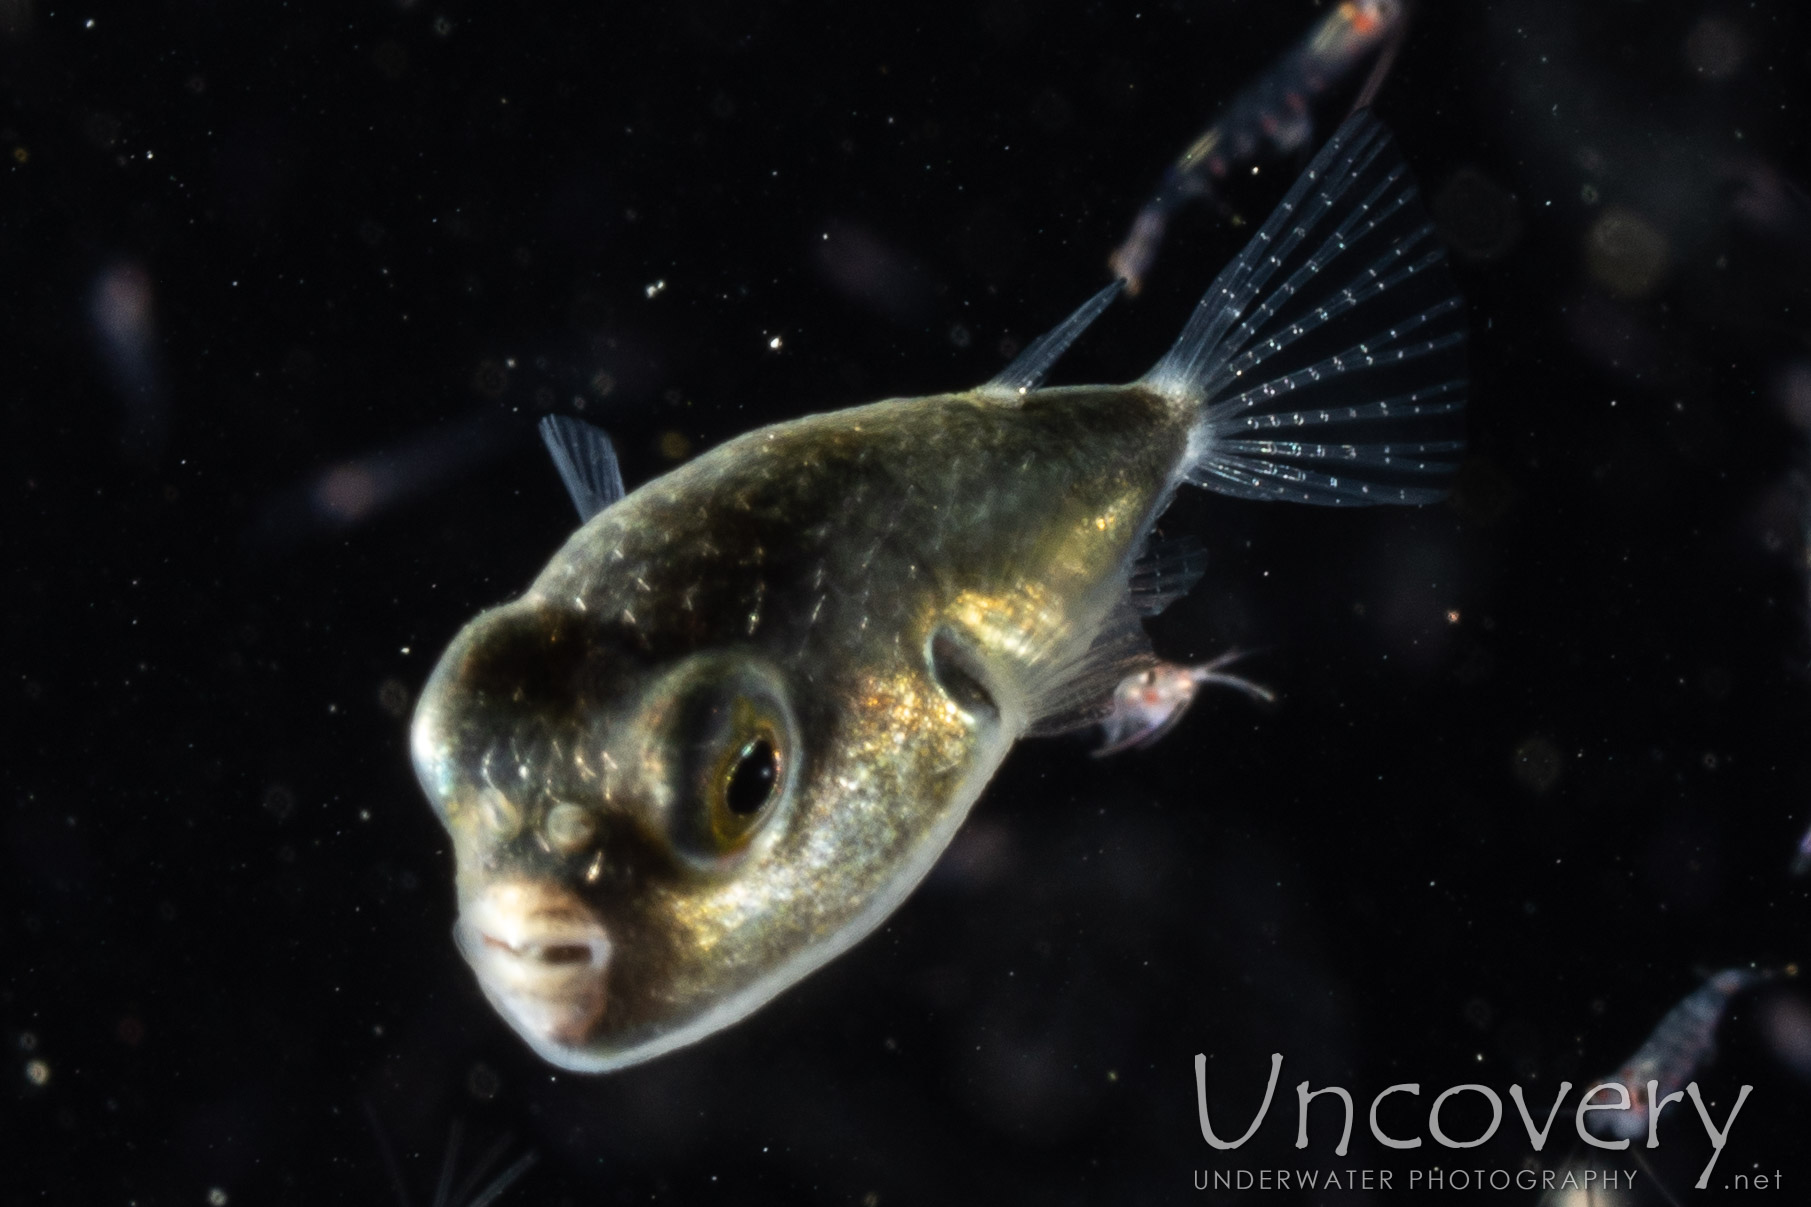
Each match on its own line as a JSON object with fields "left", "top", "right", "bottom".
{"left": 11, "top": 2, "right": 1811, "bottom": 1202}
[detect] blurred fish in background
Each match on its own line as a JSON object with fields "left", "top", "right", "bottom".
{"left": 248, "top": 410, "right": 524, "bottom": 550}
{"left": 814, "top": 219, "right": 938, "bottom": 326}
{"left": 89, "top": 259, "right": 166, "bottom": 462}
{"left": 1582, "top": 968, "right": 1762, "bottom": 1150}
{"left": 1108, "top": 0, "right": 1408, "bottom": 294}
{"left": 0, "top": 0, "right": 31, "bottom": 40}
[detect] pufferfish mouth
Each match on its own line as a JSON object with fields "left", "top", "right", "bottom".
{"left": 455, "top": 881, "right": 612, "bottom": 1048}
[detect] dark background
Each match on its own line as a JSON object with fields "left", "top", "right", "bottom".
{"left": 10, "top": 1, "right": 1811, "bottom": 1202}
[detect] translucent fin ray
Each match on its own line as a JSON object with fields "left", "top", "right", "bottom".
{"left": 1023, "top": 599, "right": 1157, "bottom": 737}
{"left": 538, "top": 415, "right": 626, "bottom": 522}
{"left": 1186, "top": 453, "right": 1450, "bottom": 506}
{"left": 1198, "top": 234, "right": 1444, "bottom": 401}
{"left": 1141, "top": 110, "right": 1468, "bottom": 508}
{"left": 1230, "top": 381, "right": 1464, "bottom": 432}
{"left": 1213, "top": 437, "right": 1461, "bottom": 474}
{"left": 1127, "top": 535, "right": 1208, "bottom": 616}
{"left": 982, "top": 279, "right": 1125, "bottom": 397}
{"left": 1202, "top": 303, "right": 1465, "bottom": 423}
{"left": 1144, "top": 116, "right": 1393, "bottom": 400}
{"left": 1211, "top": 166, "right": 1415, "bottom": 349}
{"left": 1024, "top": 533, "right": 1210, "bottom": 735}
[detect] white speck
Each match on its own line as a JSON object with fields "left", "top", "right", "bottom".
{"left": 645, "top": 279, "right": 667, "bottom": 298}
{"left": 400, "top": 646, "right": 411, "bottom": 655}
{"left": 85, "top": 18, "right": 95, "bottom": 28}
{"left": 768, "top": 335, "right": 782, "bottom": 350}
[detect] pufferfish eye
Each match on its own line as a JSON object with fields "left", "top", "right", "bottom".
{"left": 651, "top": 655, "right": 800, "bottom": 870}
{"left": 725, "top": 738, "right": 779, "bottom": 815}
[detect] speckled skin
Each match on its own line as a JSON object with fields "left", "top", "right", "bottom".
{"left": 411, "top": 383, "right": 1193, "bottom": 1071}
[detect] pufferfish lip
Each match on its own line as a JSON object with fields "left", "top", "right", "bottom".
{"left": 455, "top": 881, "right": 612, "bottom": 1048}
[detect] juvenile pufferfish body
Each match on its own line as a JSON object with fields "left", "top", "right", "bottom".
{"left": 418, "top": 388, "right": 1183, "bottom": 1060}
{"left": 412, "top": 113, "right": 1467, "bottom": 1071}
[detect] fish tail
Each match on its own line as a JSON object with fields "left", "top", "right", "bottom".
{"left": 1142, "top": 111, "right": 1468, "bottom": 507}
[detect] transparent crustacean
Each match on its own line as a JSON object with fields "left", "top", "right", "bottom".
{"left": 1094, "top": 654, "right": 1276, "bottom": 756}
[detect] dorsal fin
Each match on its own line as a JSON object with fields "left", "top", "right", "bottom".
{"left": 980, "top": 279, "right": 1125, "bottom": 397}
{"left": 538, "top": 415, "right": 625, "bottom": 522}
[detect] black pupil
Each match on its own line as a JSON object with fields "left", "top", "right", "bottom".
{"left": 725, "top": 739, "right": 778, "bottom": 815}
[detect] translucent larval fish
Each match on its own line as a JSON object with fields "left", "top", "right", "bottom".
{"left": 1586, "top": 968, "right": 1764, "bottom": 1145}
{"left": 1107, "top": 0, "right": 1408, "bottom": 294}
{"left": 410, "top": 112, "right": 1467, "bottom": 1072}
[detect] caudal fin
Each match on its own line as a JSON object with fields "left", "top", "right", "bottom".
{"left": 1144, "top": 111, "right": 1467, "bottom": 506}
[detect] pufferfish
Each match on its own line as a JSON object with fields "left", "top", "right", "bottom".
{"left": 411, "top": 112, "right": 1466, "bottom": 1072}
